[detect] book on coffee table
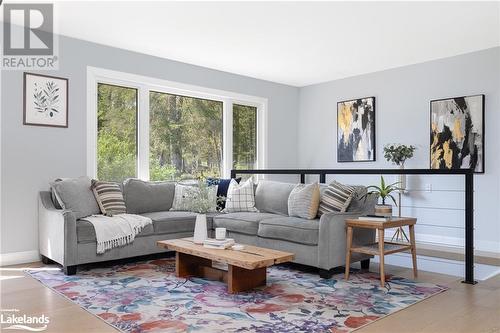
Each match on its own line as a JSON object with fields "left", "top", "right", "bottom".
{"left": 203, "top": 238, "right": 235, "bottom": 249}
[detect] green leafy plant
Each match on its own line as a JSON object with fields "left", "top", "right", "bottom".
{"left": 383, "top": 144, "right": 416, "bottom": 166}
{"left": 185, "top": 179, "right": 218, "bottom": 214}
{"left": 363, "top": 176, "right": 400, "bottom": 206}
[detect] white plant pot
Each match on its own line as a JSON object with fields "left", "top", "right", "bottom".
{"left": 193, "top": 213, "right": 208, "bottom": 244}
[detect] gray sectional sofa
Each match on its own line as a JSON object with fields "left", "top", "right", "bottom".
{"left": 39, "top": 178, "right": 376, "bottom": 277}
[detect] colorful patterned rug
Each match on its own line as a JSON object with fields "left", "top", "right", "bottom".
{"left": 27, "top": 258, "right": 447, "bottom": 333}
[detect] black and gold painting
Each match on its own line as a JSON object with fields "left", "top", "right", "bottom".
{"left": 430, "top": 95, "right": 484, "bottom": 173}
{"left": 337, "top": 97, "right": 375, "bottom": 162}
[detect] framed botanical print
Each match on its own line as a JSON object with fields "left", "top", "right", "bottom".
{"left": 337, "top": 96, "right": 376, "bottom": 162}
{"left": 430, "top": 94, "right": 485, "bottom": 173}
{"left": 23, "top": 72, "right": 68, "bottom": 128}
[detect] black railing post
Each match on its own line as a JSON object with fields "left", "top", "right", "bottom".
{"left": 319, "top": 173, "right": 326, "bottom": 183}
{"left": 300, "top": 174, "right": 305, "bottom": 184}
{"left": 230, "top": 170, "right": 236, "bottom": 179}
{"left": 463, "top": 171, "right": 476, "bottom": 284}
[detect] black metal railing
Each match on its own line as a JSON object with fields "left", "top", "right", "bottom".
{"left": 231, "top": 168, "right": 476, "bottom": 284}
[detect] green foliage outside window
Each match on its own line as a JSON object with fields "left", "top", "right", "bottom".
{"left": 97, "top": 85, "right": 258, "bottom": 182}
{"left": 149, "top": 92, "right": 223, "bottom": 180}
{"left": 97, "top": 84, "right": 137, "bottom": 182}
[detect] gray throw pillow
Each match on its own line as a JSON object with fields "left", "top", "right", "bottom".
{"left": 50, "top": 177, "right": 100, "bottom": 219}
{"left": 318, "top": 180, "right": 356, "bottom": 216}
{"left": 288, "top": 182, "right": 320, "bottom": 219}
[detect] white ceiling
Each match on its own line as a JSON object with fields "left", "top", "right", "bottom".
{"left": 47, "top": 1, "right": 500, "bottom": 86}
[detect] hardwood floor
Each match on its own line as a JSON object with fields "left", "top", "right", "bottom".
{"left": 1, "top": 261, "right": 499, "bottom": 333}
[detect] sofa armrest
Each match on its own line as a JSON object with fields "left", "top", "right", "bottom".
{"left": 38, "top": 191, "right": 77, "bottom": 266}
{"left": 317, "top": 211, "right": 375, "bottom": 270}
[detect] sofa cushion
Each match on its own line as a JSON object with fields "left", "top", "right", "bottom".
{"left": 76, "top": 219, "right": 154, "bottom": 243}
{"left": 141, "top": 211, "right": 201, "bottom": 234}
{"left": 213, "top": 212, "right": 281, "bottom": 235}
{"left": 50, "top": 177, "right": 100, "bottom": 219}
{"left": 258, "top": 217, "right": 320, "bottom": 245}
{"left": 255, "top": 180, "right": 296, "bottom": 215}
{"left": 123, "top": 178, "right": 175, "bottom": 214}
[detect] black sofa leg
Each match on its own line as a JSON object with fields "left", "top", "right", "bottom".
{"left": 319, "top": 266, "right": 343, "bottom": 279}
{"left": 319, "top": 268, "right": 333, "bottom": 279}
{"left": 63, "top": 265, "right": 77, "bottom": 275}
{"left": 361, "top": 259, "right": 370, "bottom": 270}
{"left": 41, "top": 255, "right": 52, "bottom": 265}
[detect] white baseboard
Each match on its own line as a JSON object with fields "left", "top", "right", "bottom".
{"left": 372, "top": 252, "right": 500, "bottom": 281}
{"left": 0, "top": 250, "right": 40, "bottom": 266}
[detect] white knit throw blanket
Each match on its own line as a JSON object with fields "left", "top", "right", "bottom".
{"left": 81, "top": 214, "right": 153, "bottom": 254}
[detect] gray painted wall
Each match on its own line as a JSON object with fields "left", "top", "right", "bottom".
{"left": 298, "top": 47, "right": 500, "bottom": 253}
{"left": 1, "top": 35, "right": 299, "bottom": 255}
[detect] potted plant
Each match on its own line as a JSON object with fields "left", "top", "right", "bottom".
{"left": 186, "top": 180, "right": 218, "bottom": 244}
{"left": 364, "top": 176, "right": 400, "bottom": 217}
{"left": 383, "top": 144, "right": 416, "bottom": 167}
{"left": 383, "top": 144, "right": 416, "bottom": 190}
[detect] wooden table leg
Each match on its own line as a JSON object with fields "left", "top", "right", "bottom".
{"left": 176, "top": 252, "right": 212, "bottom": 278}
{"left": 228, "top": 265, "right": 266, "bottom": 294}
{"left": 409, "top": 224, "right": 418, "bottom": 278}
{"left": 345, "top": 226, "right": 353, "bottom": 280}
{"left": 378, "top": 228, "right": 385, "bottom": 287}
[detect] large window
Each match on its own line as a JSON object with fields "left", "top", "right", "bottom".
{"left": 97, "top": 83, "right": 137, "bottom": 182}
{"left": 149, "top": 92, "right": 223, "bottom": 180}
{"left": 90, "top": 68, "right": 266, "bottom": 181}
{"left": 233, "top": 104, "right": 257, "bottom": 170}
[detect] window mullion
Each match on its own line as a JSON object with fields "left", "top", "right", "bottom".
{"left": 137, "top": 87, "right": 150, "bottom": 180}
{"left": 223, "top": 99, "right": 233, "bottom": 178}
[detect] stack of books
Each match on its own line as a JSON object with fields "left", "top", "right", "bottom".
{"left": 203, "top": 238, "right": 235, "bottom": 249}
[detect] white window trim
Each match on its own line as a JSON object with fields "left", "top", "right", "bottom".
{"left": 87, "top": 66, "right": 268, "bottom": 180}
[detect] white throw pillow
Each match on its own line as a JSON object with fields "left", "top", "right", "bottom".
{"left": 223, "top": 178, "right": 258, "bottom": 213}
{"left": 170, "top": 184, "right": 217, "bottom": 212}
{"left": 288, "top": 182, "right": 320, "bottom": 219}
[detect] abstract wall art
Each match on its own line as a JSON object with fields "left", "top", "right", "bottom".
{"left": 430, "top": 95, "right": 484, "bottom": 173}
{"left": 24, "top": 72, "right": 68, "bottom": 128}
{"left": 337, "top": 97, "right": 375, "bottom": 162}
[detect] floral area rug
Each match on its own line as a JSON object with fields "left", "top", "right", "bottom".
{"left": 27, "top": 258, "right": 446, "bottom": 333}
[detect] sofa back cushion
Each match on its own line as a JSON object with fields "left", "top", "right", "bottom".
{"left": 50, "top": 177, "right": 100, "bottom": 219}
{"left": 255, "top": 180, "right": 296, "bottom": 215}
{"left": 123, "top": 178, "right": 175, "bottom": 214}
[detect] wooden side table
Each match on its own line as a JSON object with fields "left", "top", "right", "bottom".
{"left": 345, "top": 217, "right": 417, "bottom": 287}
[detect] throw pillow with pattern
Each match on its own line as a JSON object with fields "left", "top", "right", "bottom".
{"left": 318, "top": 180, "right": 356, "bottom": 216}
{"left": 223, "top": 178, "right": 258, "bottom": 213}
{"left": 288, "top": 182, "right": 320, "bottom": 219}
{"left": 170, "top": 183, "right": 217, "bottom": 212}
{"left": 91, "top": 180, "right": 126, "bottom": 216}
{"left": 206, "top": 177, "right": 242, "bottom": 210}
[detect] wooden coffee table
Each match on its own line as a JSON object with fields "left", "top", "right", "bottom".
{"left": 157, "top": 238, "right": 294, "bottom": 293}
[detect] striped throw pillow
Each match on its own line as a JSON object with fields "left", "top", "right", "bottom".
{"left": 91, "top": 180, "right": 126, "bottom": 216}
{"left": 288, "top": 182, "right": 320, "bottom": 219}
{"left": 318, "top": 180, "right": 356, "bottom": 216}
